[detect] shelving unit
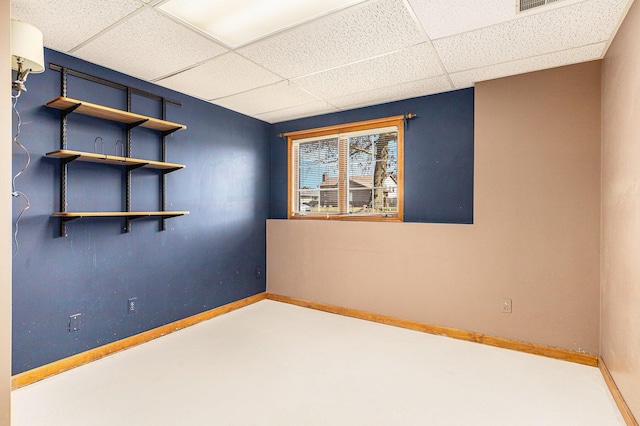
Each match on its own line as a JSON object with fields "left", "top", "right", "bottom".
{"left": 46, "top": 64, "right": 189, "bottom": 237}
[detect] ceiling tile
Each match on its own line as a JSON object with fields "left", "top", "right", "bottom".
{"left": 328, "top": 75, "right": 452, "bottom": 110}
{"left": 237, "top": 0, "right": 426, "bottom": 79}
{"left": 433, "top": 0, "right": 628, "bottom": 73}
{"left": 213, "top": 81, "right": 320, "bottom": 116}
{"left": 293, "top": 42, "right": 443, "bottom": 99}
{"left": 449, "top": 43, "right": 606, "bottom": 88}
{"left": 254, "top": 101, "right": 341, "bottom": 124}
{"left": 156, "top": 53, "right": 282, "bottom": 100}
{"left": 73, "top": 9, "right": 228, "bottom": 81}
{"left": 408, "top": 0, "right": 584, "bottom": 40}
{"left": 11, "top": 0, "right": 142, "bottom": 52}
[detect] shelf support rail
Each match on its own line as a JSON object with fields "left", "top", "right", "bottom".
{"left": 161, "top": 98, "right": 168, "bottom": 231}
{"left": 59, "top": 67, "right": 69, "bottom": 237}
{"left": 48, "top": 64, "right": 182, "bottom": 107}
{"left": 125, "top": 88, "right": 133, "bottom": 233}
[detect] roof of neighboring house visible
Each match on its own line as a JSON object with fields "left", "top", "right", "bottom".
{"left": 319, "top": 175, "right": 397, "bottom": 189}
{"left": 384, "top": 174, "right": 398, "bottom": 185}
{"left": 320, "top": 176, "right": 371, "bottom": 188}
{"left": 320, "top": 174, "right": 398, "bottom": 188}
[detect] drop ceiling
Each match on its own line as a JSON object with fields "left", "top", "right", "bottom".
{"left": 11, "top": 0, "right": 634, "bottom": 124}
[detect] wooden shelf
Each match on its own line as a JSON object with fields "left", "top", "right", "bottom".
{"left": 52, "top": 211, "right": 189, "bottom": 219}
{"left": 45, "top": 96, "right": 186, "bottom": 133}
{"left": 46, "top": 149, "right": 185, "bottom": 171}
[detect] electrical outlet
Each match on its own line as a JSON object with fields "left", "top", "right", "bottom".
{"left": 128, "top": 298, "right": 137, "bottom": 314}
{"left": 501, "top": 298, "right": 512, "bottom": 314}
{"left": 256, "top": 266, "right": 262, "bottom": 279}
{"left": 68, "top": 313, "right": 81, "bottom": 332}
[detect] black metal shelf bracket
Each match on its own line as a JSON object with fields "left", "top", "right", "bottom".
{"left": 61, "top": 216, "right": 81, "bottom": 223}
{"left": 126, "top": 163, "right": 148, "bottom": 171}
{"left": 127, "top": 119, "right": 149, "bottom": 130}
{"left": 61, "top": 103, "right": 81, "bottom": 116}
{"left": 61, "top": 155, "right": 81, "bottom": 164}
{"left": 162, "top": 127, "right": 182, "bottom": 137}
{"left": 162, "top": 214, "right": 182, "bottom": 219}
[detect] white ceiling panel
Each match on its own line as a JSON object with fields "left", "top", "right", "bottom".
{"left": 293, "top": 42, "right": 444, "bottom": 99}
{"left": 11, "top": 0, "right": 142, "bottom": 52}
{"left": 450, "top": 43, "right": 607, "bottom": 89}
{"left": 237, "top": 0, "right": 427, "bottom": 79}
{"left": 328, "top": 75, "right": 453, "bottom": 111}
{"left": 408, "top": 0, "right": 584, "bottom": 40}
{"left": 255, "top": 101, "right": 341, "bottom": 124}
{"left": 433, "top": 0, "right": 628, "bottom": 73}
{"left": 156, "top": 52, "right": 282, "bottom": 100}
{"left": 213, "top": 81, "right": 320, "bottom": 116}
{"left": 73, "top": 9, "right": 228, "bottom": 81}
{"left": 158, "top": 0, "right": 368, "bottom": 48}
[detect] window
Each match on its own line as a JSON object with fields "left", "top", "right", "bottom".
{"left": 286, "top": 116, "right": 404, "bottom": 221}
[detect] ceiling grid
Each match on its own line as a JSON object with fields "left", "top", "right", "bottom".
{"left": 10, "top": 0, "right": 634, "bottom": 123}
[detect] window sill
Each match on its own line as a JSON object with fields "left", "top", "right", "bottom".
{"left": 288, "top": 213, "right": 402, "bottom": 223}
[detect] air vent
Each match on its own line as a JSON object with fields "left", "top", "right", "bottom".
{"left": 517, "top": 0, "right": 563, "bottom": 13}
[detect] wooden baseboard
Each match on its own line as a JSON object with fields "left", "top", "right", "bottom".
{"left": 15, "top": 291, "right": 635, "bottom": 423}
{"left": 11, "top": 293, "right": 267, "bottom": 390}
{"left": 599, "top": 357, "right": 638, "bottom": 426}
{"left": 265, "top": 293, "right": 599, "bottom": 367}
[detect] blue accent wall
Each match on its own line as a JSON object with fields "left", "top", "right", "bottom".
{"left": 11, "top": 49, "right": 271, "bottom": 374}
{"left": 270, "top": 89, "right": 474, "bottom": 223}
{"left": 12, "top": 49, "right": 473, "bottom": 375}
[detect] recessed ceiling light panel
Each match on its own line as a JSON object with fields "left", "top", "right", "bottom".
{"left": 159, "top": 0, "right": 367, "bottom": 48}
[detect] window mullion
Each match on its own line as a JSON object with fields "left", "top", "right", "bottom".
{"left": 338, "top": 135, "right": 348, "bottom": 215}
{"left": 293, "top": 142, "right": 299, "bottom": 213}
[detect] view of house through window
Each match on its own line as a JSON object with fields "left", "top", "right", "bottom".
{"left": 287, "top": 116, "right": 404, "bottom": 221}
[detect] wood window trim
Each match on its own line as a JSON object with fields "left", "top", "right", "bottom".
{"left": 286, "top": 115, "right": 404, "bottom": 222}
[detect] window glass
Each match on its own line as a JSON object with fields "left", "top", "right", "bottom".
{"left": 288, "top": 116, "right": 404, "bottom": 222}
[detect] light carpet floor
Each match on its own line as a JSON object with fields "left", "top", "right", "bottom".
{"left": 12, "top": 299, "right": 624, "bottom": 425}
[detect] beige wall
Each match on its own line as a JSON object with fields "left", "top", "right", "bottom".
{"left": 601, "top": 0, "right": 640, "bottom": 420}
{"left": 1, "top": 1, "right": 12, "bottom": 424}
{"left": 267, "top": 61, "right": 602, "bottom": 354}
